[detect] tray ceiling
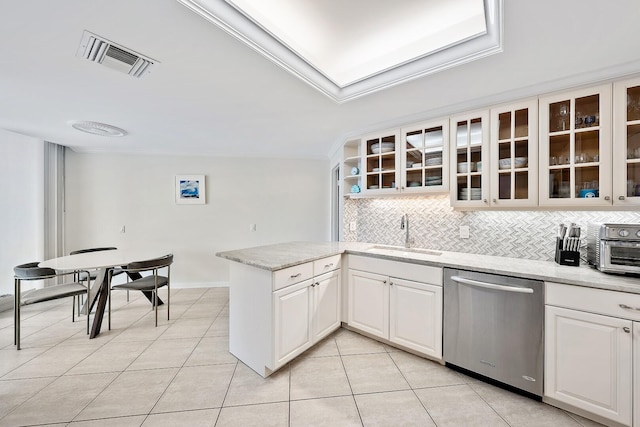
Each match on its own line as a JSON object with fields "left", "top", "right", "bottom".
{"left": 177, "top": 0, "right": 503, "bottom": 102}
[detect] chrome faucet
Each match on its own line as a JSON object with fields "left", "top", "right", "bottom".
{"left": 401, "top": 213, "right": 410, "bottom": 248}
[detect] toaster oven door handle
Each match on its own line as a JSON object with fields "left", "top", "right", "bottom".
{"left": 450, "top": 276, "right": 535, "bottom": 294}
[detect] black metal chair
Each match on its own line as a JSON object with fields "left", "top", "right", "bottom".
{"left": 108, "top": 254, "right": 173, "bottom": 328}
{"left": 14, "top": 262, "right": 90, "bottom": 350}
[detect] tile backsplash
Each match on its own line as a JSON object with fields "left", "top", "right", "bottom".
{"left": 343, "top": 195, "right": 640, "bottom": 262}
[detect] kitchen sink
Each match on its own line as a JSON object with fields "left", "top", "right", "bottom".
{"left": 366, "top": 245, "right": 442, "bottom": 257}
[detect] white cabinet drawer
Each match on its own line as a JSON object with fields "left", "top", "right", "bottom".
{"left": 273, "top": 262, "right": 313, "bottom": 291}
{"left": 546, "top": 282, "right": 640, "bottom": 321}
{"left": 313, "top": 255, "right": 341, "bottom": 276}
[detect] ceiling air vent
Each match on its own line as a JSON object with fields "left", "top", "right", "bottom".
{"left": 76, "top": 31, "right": 157, "bottom": 78}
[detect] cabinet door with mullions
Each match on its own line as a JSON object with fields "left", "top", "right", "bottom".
{"left": 613, "top": 76, "right": 640, "bottom": 206}
{"left": 450, "top": 110, "right": 490, "bottom": 208}
{"left": 362, "top": 129, "right": 401, "bottom": 195}
{"left": 490, "top": 99, "right": 538, "bottom": 207}
{"left": 539, "top": 84, "right": 612, "bottom": 206}
{"left": 400, "top": 118, "right": 449, "bottom": 193}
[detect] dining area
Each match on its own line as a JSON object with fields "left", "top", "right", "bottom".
{"left": 12, "top": 248, "right": 174, "bottom": 350}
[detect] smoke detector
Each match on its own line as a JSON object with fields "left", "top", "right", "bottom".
{"left": 76, "top": 31, "right": 157, "bottom": 78}
{"left": 69, "top": 121, "right": 127, "bottom": 137}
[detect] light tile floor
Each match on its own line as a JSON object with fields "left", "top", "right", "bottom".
{"left": 0, "top": 287, "right": 605, "bottom": 427}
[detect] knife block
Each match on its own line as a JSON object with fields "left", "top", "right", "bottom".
{"left": 555, "top": 238, "right": 580, "bottom": 266}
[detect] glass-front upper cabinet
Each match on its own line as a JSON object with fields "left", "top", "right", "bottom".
{"left": 489, "top": 99, "right": 538, "bottom": 207}
{"left": 400, "top": 118, "right": 449, "bottom": 193}
{"left": 539, "top": 84, "right": 612, "bottom": 206}
{"left": 450, "top": 110, "right": 489, "bottom": 208}
{"left": 613, "top": 76, "right": 640, "bottom": 206}
{"left": 361, "top": 129, "right": 400, "bottom": 195}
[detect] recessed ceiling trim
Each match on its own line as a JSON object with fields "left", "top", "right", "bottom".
{"left": 176, "top": 0, "right": 503, "bottom": 103}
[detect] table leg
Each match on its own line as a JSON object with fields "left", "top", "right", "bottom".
{"left": 89, "top": 272, "right": 109, "bottom": 339}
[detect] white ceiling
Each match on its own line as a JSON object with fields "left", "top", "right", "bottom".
{"left": 1, "top": 0, "right": 640, "bottom": 159}
{"left": 221, "top": 0, "right": 487, "bottom": 87}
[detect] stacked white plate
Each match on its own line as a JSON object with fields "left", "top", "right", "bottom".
{"left": 425, "top": 157, "right": 442, "bottom": 166}
{"left": 425, "top": 176, "right": 442, "bottom": 186}
{"left": 460, "top": 188, "right": 482, "bottom": 200}
{"left": 371, "top": 142, "right": 394, "bottom": 154}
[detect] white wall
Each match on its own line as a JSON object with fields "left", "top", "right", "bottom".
{"left": 0, "top": 130, "right": 44, "bottom": 295}
{"left": 64, "top": 152, "right": 330, "bottom": 287}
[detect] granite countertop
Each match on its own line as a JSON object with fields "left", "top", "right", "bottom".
{"left": 216, "top": 241, "right": 640, "bottom": 295}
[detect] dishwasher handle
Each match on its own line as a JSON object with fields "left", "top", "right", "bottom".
{"left": 450, "top": 275, "right": 534, "bottom": 294}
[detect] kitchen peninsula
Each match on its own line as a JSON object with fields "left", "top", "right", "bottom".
{"left": 219, "top": 241, "right": 640, "bottom": 426}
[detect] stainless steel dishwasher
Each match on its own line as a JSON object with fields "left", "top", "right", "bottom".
{"left": 443, "top": 268, "right": 544, "bottom": 398}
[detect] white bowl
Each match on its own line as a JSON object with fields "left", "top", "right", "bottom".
{"left": 371, "top": 142, "right": 394, "bottom": 154}
{"left": 514, "top": 157, "right": 528, "bottom": 168}
{"left": 499, "top": 158, "right": 511, "bottom": 169}
{"left": 457, "top": 162, "right": 475, "bottom": 173}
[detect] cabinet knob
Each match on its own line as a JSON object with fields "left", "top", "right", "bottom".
{"left": 383, "top": 280, "right": 387, "bottom": 284}
{"left": 619, "top": 196, "right": 626, "bottom": 200}
{"left": 389, "top": 282, "right": 393, "bottom": 286}
{"left": 623, "top": 327, "right": 631, "bottom": 333}
{"left": 492, "top": 199, "right": 497, "bottom": 203}
{"left": 483, "top": 199, "right": 488, "bottom": 204}
{"left": 604, "top": 196, "right": 611, "bottom": 201}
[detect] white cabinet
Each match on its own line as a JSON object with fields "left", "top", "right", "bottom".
{"left": 343, "top": 120, "right": 450, "bottom": 197}
{"left": 545, "top": 305, "right": 632, "bottom": 426}
{"left": 313, "top": 269, "right": 341, "bottom": 340}
{"left": 348, "top": 269, "right": 388, "bottom": 338}
{"left": 544, "top": 282, "right": 640, "bottom": 426}
{"left": 613, "top": 76, "right": 640, "bottom": 206}
{"left": 489, "top": 99, "right": 539, "bottom": 207}
{"left": 400, "top": 118, "right": 449, "bottom": 193}
{"left": 389, "top": 277, "right": 442, "bottom": 357}
{"left": 274, "top": 280, "right": 313, "bottom": 366}
{"left": 347, "top": 255, "right": 442, "bottom": 359}
{"left": 539, "top": 84, "right": 612, "bottom": 206}
{"left": 229, "top": 256, "right": 341, "bottom": 377}
{"left": 450, "top": 109, "right": 490, "bottom": 208}
{"left": 274, "top": 269, "right": 341, "bottom": 366}
{"left": 635, "top": 321, "right": 640, "bottom": 427}
{"left": 362, "top": 129, "right": 401, "bottom": 195}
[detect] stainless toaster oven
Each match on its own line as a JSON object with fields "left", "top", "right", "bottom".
{"left": 587, "top": 223, "right": 640, "bottom": 274}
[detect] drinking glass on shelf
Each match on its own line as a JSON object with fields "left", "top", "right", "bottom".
{"left": 558, "top": 105, "right": 568, "bottom": 131}
{"left": 550, "top": 156, "right": 557, "bottom": 166}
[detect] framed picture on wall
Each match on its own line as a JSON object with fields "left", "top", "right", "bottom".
{"left": 175, "top": 174, "right": 206, "bottom": 204}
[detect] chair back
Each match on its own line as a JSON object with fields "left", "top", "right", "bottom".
{"left": 125, "top": 254, "right": 173, "bottom": 273}
{"left": 70, "top": 247, "right": 117, "bottom": 255}
{"left": 14, "top": 262, "right": 57, "bottom": 280}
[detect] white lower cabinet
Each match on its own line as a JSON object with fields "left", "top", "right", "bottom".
{"left": 635, "top": 321, "right": 640, "bottom": 427}
{"left": 545, "top": 282, "right": 640, "bottom": 426}
{"left": 347, "top": 270, "right": 388, "bottom": 338}
{"left": 313, "top": 270, "right": 342, "bottom": 339}
{"left": 274, "top": 269, "right": 341, "bottom": 368}
{"left": 347, "top": 255, "right": 443, "bottom": 360}
{"left": 274, "top": 279, "right": 313, "bottom": 366}
{"left": 389, "top": 277, "right": 442, "bottom": 357}
{"left": 229, "top": 256, "right": 341, "bottom": 377}
{"left": 545, "top": 305, "right": 632, "bottom": 426}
